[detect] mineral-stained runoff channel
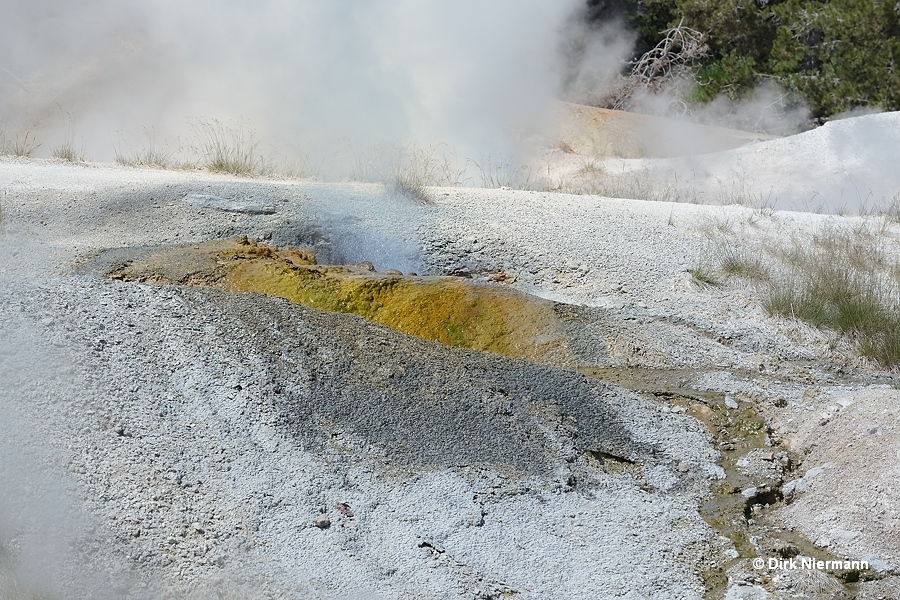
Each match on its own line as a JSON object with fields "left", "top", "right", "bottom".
{"left": 578, "top": 366, "right": 873, "bottom": 599}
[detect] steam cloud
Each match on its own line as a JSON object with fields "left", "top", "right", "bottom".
{"left": 1, "top": 0, "right": 593, "bottom": 167}
{"left": 1, "top": 0, "right": 817, "bottom": 176}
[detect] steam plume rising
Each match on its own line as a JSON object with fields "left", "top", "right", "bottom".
{"left": 1, "top": 0, "right": 587, "bottom": 166}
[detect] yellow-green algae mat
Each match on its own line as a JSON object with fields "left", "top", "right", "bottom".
{"left": 105, "top": 236, "right": 575, "bottom": 365}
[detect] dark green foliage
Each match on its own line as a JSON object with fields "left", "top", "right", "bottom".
{"left": 689, "top": 264, "right": 720, "bottom": 286}
{"left": 719, "top": 246, "right": 770, "bottom": 281}
{"left": 769, "top": 0, "right": 900, "bottom": 117}
{"left": 691, "top": 52, "right": 760, "bottom": 102}
{"left": 586, "top": 0, "right": 900, "bottom": 118}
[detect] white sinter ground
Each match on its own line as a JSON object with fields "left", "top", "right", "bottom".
{"left": 548, "top": 111, "right": 900, "bottom": 213}
{"left": 1, "top": 110, "right": 899, "bottom": 599}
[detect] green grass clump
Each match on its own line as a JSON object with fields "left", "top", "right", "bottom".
{"left": 720, "top": 246, "right": 770, "bottom": 281}
{"left": 690, "top": 264, "right": 721, "bottom": 286}
{"left": 764, "top": 225, "right": 900, "bottom": 367}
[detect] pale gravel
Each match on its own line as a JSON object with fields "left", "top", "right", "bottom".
{"left": 1, "top": 157, "right": 722, "bottom": 600}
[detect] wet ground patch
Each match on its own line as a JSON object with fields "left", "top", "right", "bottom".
{"left": 579, "top": 366, "right": 869, "bottom": 599}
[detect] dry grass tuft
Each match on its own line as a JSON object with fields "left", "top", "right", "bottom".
{"left": 50, "top": 111, "right": 83, "bottom": 162}
{"left": 390, "top": 143, "right": 468, "bottom": 202}
{"left": 129, "top": 127, "right": 173, "bottom": 168}
{"left": 189, "top": 118, "right": 264, "bottom": 175}
{"left": 51, "top": 143, "right": 82, "bottom": 162}
{"left": 1, "top": 130, "right": 40, "bottom": 157}
{"left": 468, "top": 153, "right": 534, "bottom": 190}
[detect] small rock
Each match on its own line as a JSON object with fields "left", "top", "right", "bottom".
{"left": 862, "top": 555, "right": 891, "bottom": 572}
{"left": 335, "top": 502, "right": 353, "bottom": 518}
{"left": 804, "top": 465, "right": 827, "bottom": 479}
{"left": 741, "top": 486, "right": 758, "bottom": 499}
{"left": 725, "top": 396, "right": 739, "bottom": 410}
{"left": 781, "top": 478, "right": 806, "bottom": 504}
{"left": 313, "top": 515, "right": 331, "bottom": 529}
{"left": 725, "top": 583, "right": 767, "bottom": 599}
{"left": 356, "top": 261, "right": 376, "bottom": 272}
{"left": 418, "top": 540, "right": 445, "bottom": 553}
{"left": 774, "top": 543, "right": 800, "bottom": 558}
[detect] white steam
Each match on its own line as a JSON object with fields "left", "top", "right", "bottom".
{"left": 0, "top": 321, "right": 125, "bottom": 599}
{"left": 1, "top": 0, "right": 587, "bottom": 168}
{"left": 1, "top": 0, "right": 827, "bottom": 191}
{"left": 624, "top": 78, "right": 810, "bottom": 136}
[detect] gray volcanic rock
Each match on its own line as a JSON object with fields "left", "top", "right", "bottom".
{"left": 0, "top": 272, "right": 720, "bottom": 599}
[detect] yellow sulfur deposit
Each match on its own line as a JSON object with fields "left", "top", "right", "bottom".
{"left": 108, "top": 236, "right": 573, "bottom": 364}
